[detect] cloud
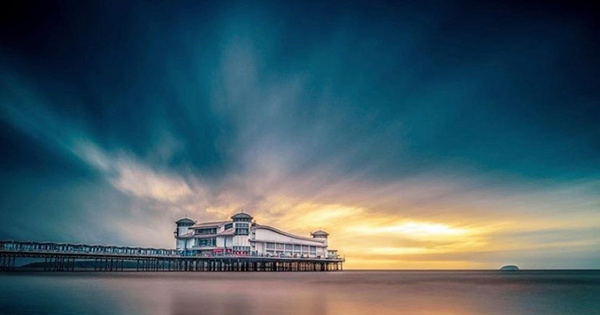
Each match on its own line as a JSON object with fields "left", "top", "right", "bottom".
{"left": 1, "top": 1, "right": 599, "bottom": 268}
{"left": 3, "top": 69, "right": 599, "bottom": 268}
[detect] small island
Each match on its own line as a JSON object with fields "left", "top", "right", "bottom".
{"left": 500, "top": 265, "right": 520, "bottom": 271}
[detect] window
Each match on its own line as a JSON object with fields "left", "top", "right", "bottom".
{"left": 224, "top": 223, "right": 233, "bottom": 230}
{"left": 285, "top": 244, "right": 293, "bottom": 250}
{"left": 266, "top": 243, "right": 275, "bottom": 249}
{"left": 310, "top": 246, "right": 316, "bottom": 253}
{"left": 294, "top": 245, "right": 301, "bottom": 251}
{"left": 276, "top": 243, "right": 285, "bottom": 250}
{"left": 302, "top": 245, "right": 309, "bottom": 252}
{"left": 235, "top": 228, "right": 249, "bottom": 235}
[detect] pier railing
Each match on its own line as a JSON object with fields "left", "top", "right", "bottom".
{"left": 0, "top": 240, "right": 344, "bottom": 272}
{"left": 0, "top": 240, "right": 178, "bottom": 257}
{"left": 0, "top": 240, "right": 344, "bottom": 260}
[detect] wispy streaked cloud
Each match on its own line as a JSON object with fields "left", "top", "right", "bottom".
{"left": 1, "top": 0, "right": 599, "bottom": 268}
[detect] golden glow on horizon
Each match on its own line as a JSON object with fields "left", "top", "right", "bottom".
{"left": 367, "top": 247, "right": 430, "bottom": 255}
{"left": 238, "top": 197, "right": 599, "bottom": 269}
{"left": 349, "top": 221, "right": 469, "bottom": 239}
{"left": 179, "top": 194, "right": 600, "bottom": 269}
{"left": 235, "top": 199, "right": 496, "bottom": 269}
{"left": 67, "top": 145, "right": 599, "bottom": 269}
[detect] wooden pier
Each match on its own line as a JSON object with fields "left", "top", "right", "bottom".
{"left": 0, "top": 240, "right": 344, "bottom": 272}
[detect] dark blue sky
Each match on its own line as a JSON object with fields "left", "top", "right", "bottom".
{"left": 1, "top": 0, "right": 599, "bottom": 268}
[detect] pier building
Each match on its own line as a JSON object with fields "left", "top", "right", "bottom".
{"left": 0, "top": 212, "right": 344, "bottom": 272}
{"left": 175, "top": 212, "right": 338, "bottom": 259}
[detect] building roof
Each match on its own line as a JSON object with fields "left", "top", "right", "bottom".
{"left": 190, "top": 221, "right": 229, "bottom": 229}
{"left": 175, "top": 218, "right": 195, "bottom": 225}
{"left": 231, "top": 212, "right": 253, "bottom": 220}
{"left": 311, "top": 230, "right": 329, "bottom": 237}
{"left": 218, "top": 228, "right": 235, "bottom": 236}
{"left": 253, "top": 224, "right": 326, "bottom": 243}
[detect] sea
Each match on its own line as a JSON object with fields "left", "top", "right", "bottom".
{"left": 0, "top": 270, "right": 599, "bottom": 315}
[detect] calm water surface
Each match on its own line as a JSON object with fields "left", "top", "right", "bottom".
{"left": 0, "top": 271, "right": 599, "bottom": 315}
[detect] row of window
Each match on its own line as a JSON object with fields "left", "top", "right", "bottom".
{"left": 265, "top": 243, "right": 317, "bottom": 253}
{"left": 233, "top": 217, "right": 252, "bottom": 222}
{"left": 195, "top": 223, "right": 248, "bottom": 235}
{"left": 232, "top": 246, "right": 251, "bottom": 252}
{"left": 196, "top": 238, "right": 216, "bottom": 247}
{"left": 235, "top": 228, "right": 249, "bottom": 235}
{"left": 195, "top": 228, "right": 217, "bottom": 235}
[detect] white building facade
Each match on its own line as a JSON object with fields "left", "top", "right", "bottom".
{"left": 174, "top": 212, "right": 338, "bottom": 258}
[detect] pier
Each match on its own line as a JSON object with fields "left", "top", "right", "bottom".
{"left": 0, "top": 240, "right": 344, "bottom": 272}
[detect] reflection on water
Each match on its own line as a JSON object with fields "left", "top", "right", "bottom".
{"left": 0, "top": 271, "right": 599, "bottom": 315}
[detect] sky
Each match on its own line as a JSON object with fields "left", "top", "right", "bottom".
{"left": 1, "top": 0, "right": 599, "bottom": 269}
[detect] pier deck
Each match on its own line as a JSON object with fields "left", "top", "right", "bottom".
{"left": 0, "top": 240, "right": 344, "bottom": 272}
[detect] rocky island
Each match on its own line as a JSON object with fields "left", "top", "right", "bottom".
{"left": 500, "top": 265, "right": 520, "bottom": 271}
